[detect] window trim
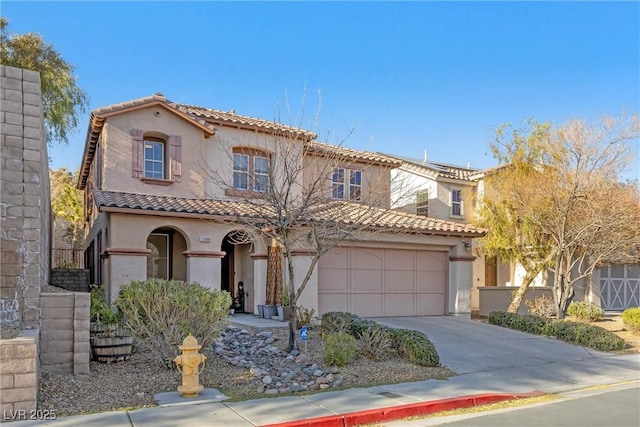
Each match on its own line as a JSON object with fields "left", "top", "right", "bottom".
{"left": 143, "top": 138, "right": 166, "bottom": 180}
{"left": 450, "top": 187, "right": 464, "bottom": 218}
{"left": 416, "top": 189, "right": 429, "bottom": 216}
{"left": 331, "top": 167, "right": 363, "bottom": 201}
{"left": 230, "top": 148, "right": 271, "bottom": 194}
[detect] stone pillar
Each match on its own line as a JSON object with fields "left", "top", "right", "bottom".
{"left": 183, "top": 250, "right": 225, "bottom": 290}
{"left": 250, "top": 253, "right": 268, "bottom": 315}
{"left": 448, "top": 243, "right": 476, "bottom": 317}
{"left": 102, "top": 248, "right": 150, "bottom": 302}
{"left": 290, "top": 250, "right": 319, "bottom": 316}
{"left": 0, "top": 65, "right": 49, "bottom": 329}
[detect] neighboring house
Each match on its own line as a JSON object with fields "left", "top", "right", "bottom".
{"left": 77, "top": 93, "right": 486, "bottom": 318}
{"left": 385, "top": 153, "right": 491, "bottom": 310}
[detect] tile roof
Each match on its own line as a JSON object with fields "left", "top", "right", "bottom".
{"left": 94, "top": 189, "right": 486, "bottom": 237}
{"left": 305, "top": 142, "right": 403, "bottom": 167}
{"left": 176, "top": 104, "right": 317, "bottom": 141}
{"left": 385, "top": 154, "right": 481, "bottom": 181}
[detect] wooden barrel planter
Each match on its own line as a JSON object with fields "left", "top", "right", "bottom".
{"left": 90, "top": 334, "right": 133, "bottom": 363}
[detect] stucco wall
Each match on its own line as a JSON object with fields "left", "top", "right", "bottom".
{"left": 478, "top": 287, "right": 553, "bottom": 317}
{"left": 0, "top": 65, "right": 49, "bottom": 329}
{"left": 101, "top": 107, "right": 208, "bottom": 198}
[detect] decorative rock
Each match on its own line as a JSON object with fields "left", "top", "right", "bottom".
{"left": 214, "top": 325, "right": 340, "bottom": 395}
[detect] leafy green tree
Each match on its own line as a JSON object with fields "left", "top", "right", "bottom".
{"left": 50, "top": 167, "right": 84, "bottom": 246}
{"left": 1, "top": 17, "right": 88, "bottom": 144}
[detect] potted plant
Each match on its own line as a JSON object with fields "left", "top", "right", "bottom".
{"left": 89, "top": 285, "right": 133, "bottom": 363}
{"left": 277, "top": 288, "right": 291, "bottom": 322}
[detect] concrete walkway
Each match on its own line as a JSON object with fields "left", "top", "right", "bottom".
{"left": 8, "top": 316, "right": 640, "bottom": 426}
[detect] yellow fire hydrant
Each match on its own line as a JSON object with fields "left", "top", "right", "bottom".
{"left": 173, "top": 333, "right": 207, "bottom": 398}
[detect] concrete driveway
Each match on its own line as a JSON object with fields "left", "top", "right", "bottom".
{"left": 370, "top": 316, "right": 640, "bottom": 393}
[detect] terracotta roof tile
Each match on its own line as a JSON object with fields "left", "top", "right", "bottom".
{"left": 176, "top": 104, "right": 317, "bottom": 141}
{"left": 305, "top": 142, "right": 403, "bottom": 167}
{"left": 94, "top": 190, "right": 486, "bottom": 237}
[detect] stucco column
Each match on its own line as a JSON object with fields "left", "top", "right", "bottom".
{"left": 589, "top": 268, "right": 602, "bottom": 307}
{"left": 448, "top": 244, "right": 476, "bottom": 317}
{"left": 103, "top": 248, "right": 151, "bottom": 303}
{"left": 183, "top": 250, "right": 225, "bottom": 291}
{"left": 251, "top": 253, "right": 268, "bottom": 315}
{"left": 289, "top": 250, "right": 319, "bottom": 317}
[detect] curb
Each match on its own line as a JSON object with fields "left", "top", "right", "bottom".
{"left": 259, "top": 392, "right": 546, "bottom": 427}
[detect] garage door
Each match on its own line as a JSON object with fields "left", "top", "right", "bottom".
{"left": 318, "top": 247, "right": 447, "bottom": 317}
{"left": 600, "top": 264, "right": 640, "bottom": 310}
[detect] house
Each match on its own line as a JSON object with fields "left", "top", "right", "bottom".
{"left": 77, "top": 93, "right": 486, "bottom": 318}
{"left": 384, "top": 153, "right": 494, "bottom": 311}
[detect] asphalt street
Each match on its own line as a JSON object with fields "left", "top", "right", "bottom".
{"left": 386, "top": 382, "right": 640, "bottom": 427}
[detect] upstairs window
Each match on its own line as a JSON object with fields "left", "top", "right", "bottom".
{"left": 349, "top": 170, "right": 362, "bottom": 201}
{"left": 231, "top": 148, "right": 270, "bottom": 193}
{"left": 332, "top": 168, "right": 345, "bottom": 199}
{"left": 233, "top": 154, "right": 249, "bottom": 190}
{"left": 416, "top": 189, "right": 429, "bottom": 216}
{"left": 451, "top": 188, "right": 463, "bottom": 217}
{"left": 131, "top": 130, "right": 181, "bottom": 184}
{"left": 253, "top": 156, "right": 270, "bottom": 193}
{"left": 144, "top": 139, "right": 165, "bottom": 179}
{"left": 332, "top": 168, "right": 362, "bottom": 201}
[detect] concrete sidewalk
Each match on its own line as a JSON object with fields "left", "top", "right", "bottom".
{"left": 8, "top": 316, "right": 640, "bottom": 426}
{"left": 8, "top": 352, "right": 639, "bottom": 427}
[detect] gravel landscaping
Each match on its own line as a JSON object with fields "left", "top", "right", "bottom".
{"left": 38, "top": 321, "right": 455, "bottom": 417}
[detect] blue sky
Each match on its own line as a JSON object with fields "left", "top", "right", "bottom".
{"left": 3, "top": 1, "right": 639, "bottom": 178}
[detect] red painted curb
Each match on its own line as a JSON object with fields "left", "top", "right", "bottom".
{"left": 259, "top": 392, "right": 545, "bottom": 427}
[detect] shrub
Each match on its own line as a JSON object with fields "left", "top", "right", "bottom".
{"left": 526, "top": 294, "right": 556, "bottom": 318}
{"left": 321, "top": 312, "right": 358, "bottom": 336}
{"left": 323, "top": 332, "right": 357, "bottom": 366}
{"left": 391, "top": 329, "right": 440, "bottom": 367}
{"left": 622, "top": 307, "right": 640, "bottom": 333}
{"left": 115, "top": 279, "right": 232, "bottom": 367}
{"left": 542, "top": 319, "right": 625, "bottom": 351}
{"left": 488, "top": 311, "right": 549, "bottom": 334}
{"left": 89, "top": 284, "right": 124, "bottom": 336}
{"left": 295, "top": 306, "right": 317, "bottom": 329}
{"left": 488, "top": 310, "right": 509, "bottom": 326}
{"left": 567, "top": 301, "right": 605, "bottom": 322}
{"left": 350, "top": 317, "right": 378, "bottom": 337}
{"left": 358, "top": 326, "right": 394, "bottom": 361}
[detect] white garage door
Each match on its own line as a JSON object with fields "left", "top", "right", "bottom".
{"left": 318, "top": 247, "right": 447, "bottom": 317}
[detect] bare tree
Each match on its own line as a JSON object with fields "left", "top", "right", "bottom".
{"left": 479, "top": 116, "right": 640, "bottom": 317}
{"left": 202, "top": 111, "right": 411, "bottom": 351}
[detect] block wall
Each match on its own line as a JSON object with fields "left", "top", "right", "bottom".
{"left": 39, "top": 293, "right": 90, "bottom": 375}
{"left": 50, "top": 269, "right": 90, "bottom": 293}
{"left": 0, "top": 65, "right": 50, "bottom": 329}
{"left": 0, "top": 329, "right": 39, "bottom": 413}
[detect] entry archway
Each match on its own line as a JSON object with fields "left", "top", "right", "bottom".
{"left": 146, "top": 227, "right": 187, "bottom": 281}
{"left": 221, "top": 231, "right": 253, "bottom": 312}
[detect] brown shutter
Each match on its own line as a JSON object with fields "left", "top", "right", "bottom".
{"left": 169, "top": 135, "right": 182, "bottom": 182}
{"left": 131, "top": 129, "right": 144, "bottom": 178}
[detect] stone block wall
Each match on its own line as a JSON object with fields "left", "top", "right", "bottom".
{"left": 50, "top": 269, "right": 90, "bottom": 293}
{"left": 0, "top": 329, "right": 39, "bottom": 413}
{"left": 40, "top": 293, "right": 90, "bottom": 375}
{"left": 0, "top": 65, "right": 50, "bottom": 329}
